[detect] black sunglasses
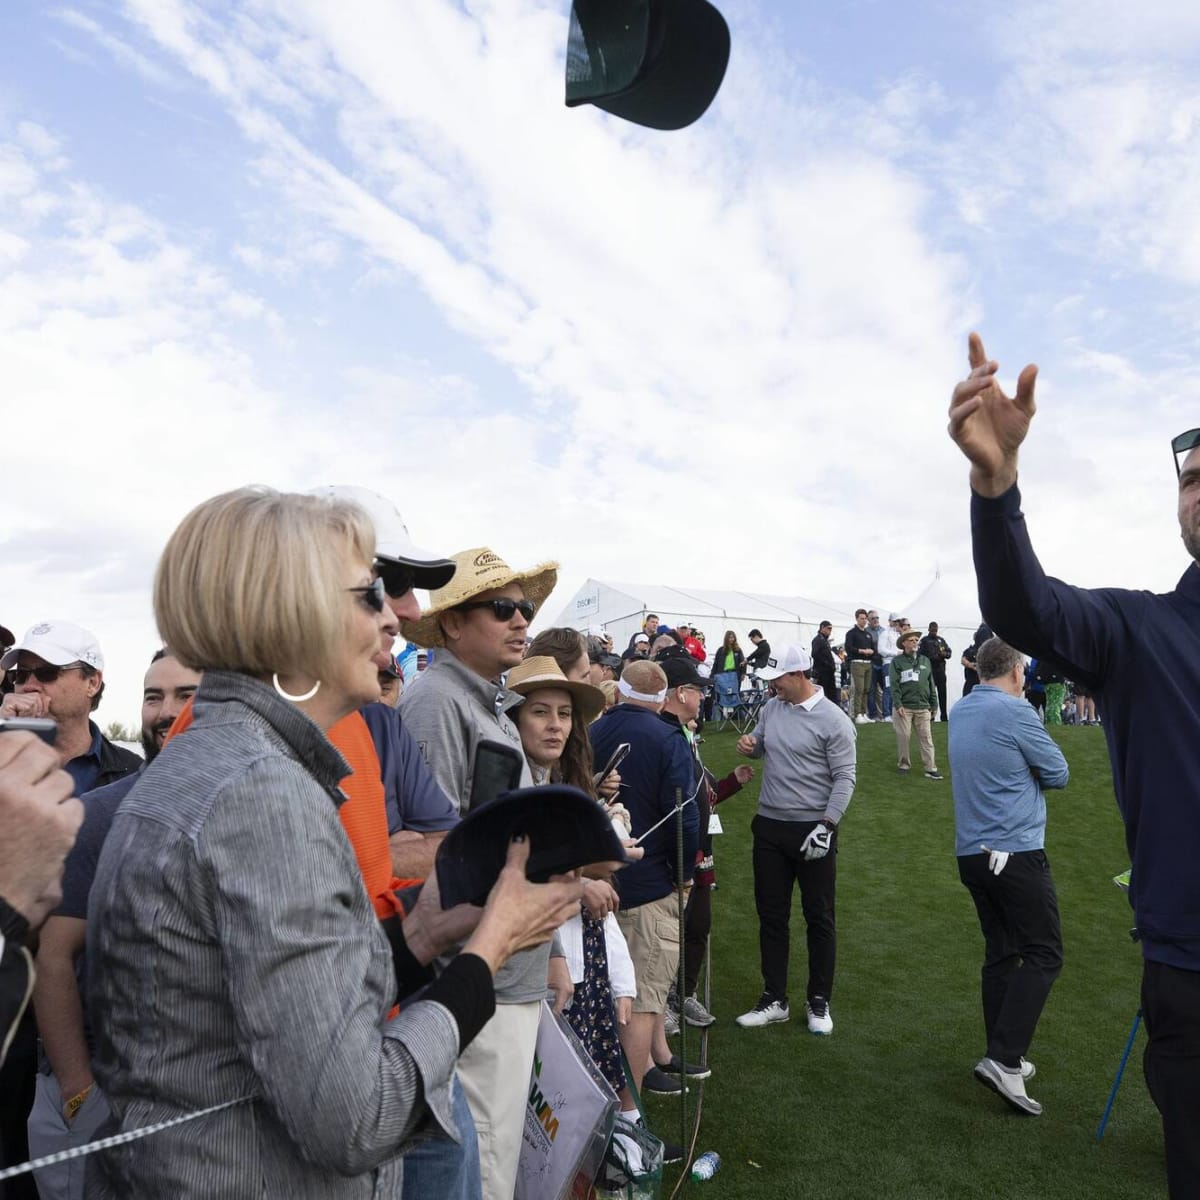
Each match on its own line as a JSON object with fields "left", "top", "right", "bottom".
{"left": 1173, "top": 428, "right": 1200, "bottom": 477}
{"left": 374, "top": 560, "right": 417, "bottom": 599}
{"left": 456, "top": 598, "right": 536, "bottom": 622}
{"left": 347, "top": 577, "right": 387, "bottom": 613}
{"left": 11, "top": 664, "right": 86, "bottom": 685}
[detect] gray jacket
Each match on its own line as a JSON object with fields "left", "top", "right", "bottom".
{"left": 86, "top": 671, "right": 461, "bottom": 1198}
{"left": 399, "top": 650, "right": 555, "bottom": 1003}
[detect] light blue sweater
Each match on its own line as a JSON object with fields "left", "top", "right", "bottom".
{"left": 948, "top": 683, "right": 1069, "bottom": 856}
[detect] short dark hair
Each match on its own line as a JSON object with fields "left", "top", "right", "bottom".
{"left": 748, "top": 628, "right": 762, "bottom": 639}
{"left": 819, "top": 620, "right": 832, "bottom": 630}
{"left": 976, "top": 637, "right": 1024, "bottom": 681}
{"left": 855, "top": 608, "right": 867, "bottom": 618}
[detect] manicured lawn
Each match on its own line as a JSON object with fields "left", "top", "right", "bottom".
{"left": 649, "top": 720, "right": 1166, "bottom": 1199}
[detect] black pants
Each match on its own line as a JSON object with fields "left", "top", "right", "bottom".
{"left": 1141, "top": 959, "right": 1200, "bottom": 1200}
{"left": 931, "top": 666, "right": 948, "bottom": 721}
{"left": 958, "top": 850, "right": 1063, "bottom": 1067}
{"left": 815, "top": 670, "right": 838, "bottom": 705}
{"left": 0, "top": 1012, "right": 37, "bottom": 1199}
{"left": 682, "top": 879, "right": 712, "bottom": 997}
{"left": 751, "top": 814, "right": 837, "bottom": 1006}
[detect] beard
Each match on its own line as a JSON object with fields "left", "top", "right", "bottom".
{"left": 1183, "top": 527, "right": 1200, "bottom": 564}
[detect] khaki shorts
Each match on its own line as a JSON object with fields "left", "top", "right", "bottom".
{"left": 616, "top": 891, "right": 682, "bottom": 1014}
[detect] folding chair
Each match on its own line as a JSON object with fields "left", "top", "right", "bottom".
{"left": 713, "top": 672, "right": 743, "bottom": 731}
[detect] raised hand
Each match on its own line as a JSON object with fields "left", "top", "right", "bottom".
{"left": 947, "top": 332, "right": 1039, "bottom": 497}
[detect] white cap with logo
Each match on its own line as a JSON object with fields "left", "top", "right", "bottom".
{"left": 306, "top": 485, "right": 456, "bottom": 589}
{"left": 0, "top": 621, "right": 104, "bottom": 672}
{"left": 756, "top": 642, "right": 813, "bottom": 680}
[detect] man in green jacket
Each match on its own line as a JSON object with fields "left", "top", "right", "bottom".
{"left": 889, "top": 628, "right": 943, "bottom": 780}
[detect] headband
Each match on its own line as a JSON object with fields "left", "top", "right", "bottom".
{"left": 617, "top": 676, "right": 668, "bottom": 704}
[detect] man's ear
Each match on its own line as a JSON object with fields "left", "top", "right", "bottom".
{"left": 86, "top": 671, "right": 103, "bottom": 700}
{"left": 439, "top": 612, "right": 462, "bottom": 646}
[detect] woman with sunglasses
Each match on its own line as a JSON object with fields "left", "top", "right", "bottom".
{"left": 505, "top": 656, "right": 636, "bottom": 1100}
{"left": 86, "top": 489, "right": 584, "bottom": 1199}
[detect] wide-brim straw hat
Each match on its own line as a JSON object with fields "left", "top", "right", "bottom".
{"left": 897, "top": 629, "right": 922, "bottom": 650}
{"left": 400, "top": 547, "right": 558, "bottom": 649}
{"left": 505, "top": 655, "right": 605, "bottom": 725}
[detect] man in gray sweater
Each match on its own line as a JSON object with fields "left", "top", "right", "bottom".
{"left": 734, "top": 643, "right": 857, "bottom": 1035}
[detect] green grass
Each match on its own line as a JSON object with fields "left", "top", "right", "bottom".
{"left": 650, "top": 721, "right": 1166, "bottom": 1199}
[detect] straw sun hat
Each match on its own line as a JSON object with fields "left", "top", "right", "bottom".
{"left": 505, "top": 656, "right": 605, "bottom": 725}
{"left": 400, "top": 546, "right": 558, "bottom": 649}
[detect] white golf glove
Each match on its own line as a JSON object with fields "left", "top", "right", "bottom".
{"left": 801, "top": 824, "right": 834, "bottom": 861}
{"left": 985, "top": 848, "right": 1010, "bottom": 876}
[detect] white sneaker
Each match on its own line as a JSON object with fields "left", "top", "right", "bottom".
{"left": 1020, "top": 1058, "right": 1036, "bottom": 1080}
{"left": 855, "top": 714, "right": 870, "bottom": 725}
{"left": 974, "top": 1057, "right": 1042, "bottom": 1115}
{"left": 663, "top": 1006, "right": 680, "bottom": 1037}
{"left": 805, "top": 996, "right": 833, "bottom": 1035}
{"left": 736, "top": 994, "right": 789, "bottom": 1027}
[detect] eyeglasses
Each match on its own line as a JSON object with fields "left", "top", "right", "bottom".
{"left": 11, "top": 664, "right": 85, "bottom": 686}
{"left": 1173, "top": 428, "right": 1200, "bottom": 477}
{"left": 455, "top": 598, "right": 536, "bottom": 622}
{"left": 347, "top": 577, "right": 387, "bottom": 613}
{"left": 374, "top": 560, "right": 417, "bottom": 599}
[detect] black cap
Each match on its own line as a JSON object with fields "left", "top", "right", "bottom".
{"left": 565, "top": 0, "right": 730, "bottom": 132}
{"left": 434, "top": 785, "right": 629, "bottom": 909}
{"left": 0, "top": 623, "right": 13, "bottom": 651}
{"left": 659, "top": 653, "right": 703, "bottom": 689}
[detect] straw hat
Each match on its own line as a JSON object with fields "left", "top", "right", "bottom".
{"left": 400, "top": 547, "right": 558, "bottom": 649}
{"left": 897, "top": 628, "right": 922, "bottom": 649}
{"left": 505, "top": 655, "right": 605, "bottom": 725}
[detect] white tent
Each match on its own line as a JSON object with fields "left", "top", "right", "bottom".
{"left": 549, "top": 578, "right": 872, "bottom": 658}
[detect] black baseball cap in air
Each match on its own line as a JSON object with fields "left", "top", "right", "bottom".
{"left": 565, "top": 0, "right": 730, "bottom": 131}
{"left": 435, "top": 784, "right": 629, "bottom": 909}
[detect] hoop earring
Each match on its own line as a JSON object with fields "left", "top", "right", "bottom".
{"left": 273, "top": 673, "right": 321, "bottom": 702}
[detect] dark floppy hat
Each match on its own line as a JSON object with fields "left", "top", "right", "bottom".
{"left": 565, "top": 0, "right": 730, "bottom": 131}
{"left": 435, "top": 784, "right": 629, "bottom": 909}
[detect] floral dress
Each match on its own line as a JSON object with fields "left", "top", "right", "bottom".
{"left": 566, "top": 904, "right": 626, "bottom": 1095}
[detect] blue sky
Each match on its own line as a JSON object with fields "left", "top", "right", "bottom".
{"left": 3, "top": 0, "right": 1199, "bottom": 724}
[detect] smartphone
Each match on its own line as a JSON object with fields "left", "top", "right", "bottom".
{"left": 595, "top": 742, "right": 630, "bottom": 787}
{"left": 466, "top": 740, "right": 525, "bottom": 814}
{"left": 0, "top": 717, "right": 58, "bottom": 745}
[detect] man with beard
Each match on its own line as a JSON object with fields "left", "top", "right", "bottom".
{"left": 27, "top": 649, "right": 200, "bottom": 1198}
{"left": 949, "top": 332, "right": 1200, "bottom": 1197}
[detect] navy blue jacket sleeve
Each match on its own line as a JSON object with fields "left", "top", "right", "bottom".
{"left": 971, "top": 484, "right": 1122, "bottom": 689}
{"left": 663, "top": 735, "right": 700, "bottom": 883}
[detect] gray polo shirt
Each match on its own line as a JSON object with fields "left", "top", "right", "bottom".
{"left": 399, "top": 650, "right": 553, "bottom": 1005}
{"left": 748, "top": 691, "right": 857, "bottom": 824}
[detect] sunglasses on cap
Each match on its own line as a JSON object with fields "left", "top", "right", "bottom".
{"left": 1173, "top": 428, "right": 1200, "bottom": 477}
{"left": 347, "top": 577, "right": 387, "bottom": 613}
{"left": 374, "top": 560, "right": 418, "bottom": 599}
{"left": 455, "top": 598, "right": 536, "bottom": 622}
{"left": 11, "top": 664, "right": 86, "bottom": 686}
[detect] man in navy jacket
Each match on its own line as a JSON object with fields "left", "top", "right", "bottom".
{"left": 950, "top": 332, "right": 1200, "bottom": 1197}
{"left": 590, "top": 658, "right": 698, "bottom": 1111}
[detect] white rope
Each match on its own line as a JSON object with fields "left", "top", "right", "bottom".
{"left": 0, "top": 1094, "right": 256, "bottom": 1181}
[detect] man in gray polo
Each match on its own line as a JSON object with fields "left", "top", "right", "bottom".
{"left": 734, "top": 644, "right": 857, "bottom": 1035}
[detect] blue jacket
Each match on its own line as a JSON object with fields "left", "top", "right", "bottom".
{"left": 589, "top": 704, "right": 699, "bottom": 909}
{"left": 948, "top": 684, "right": 1069, "bottom": 856}
{"left": 973, "top": 485, "right": 1200, "bottom": 970}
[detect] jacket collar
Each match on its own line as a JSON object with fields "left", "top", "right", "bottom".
{"left": 191, "top": 670, "right": 349, "bottom": 793}
{"left": 432, "top": 648, "right": 524, "bottom": 719}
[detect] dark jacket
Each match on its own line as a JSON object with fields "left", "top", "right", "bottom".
{"left": 746, "top": 640, "right": 772, "bottom": 671}
{"left": 811, "top": 633, "right": 836, "bottom": 679}
{"left": 0, "top": 898, "right": 33, "bottom": 1068}
{"left": 94, "top": 732, "right": 142, "bottom": 790}
{"left": 844, "top": 624, "right": 876, "bottom": 663}
{"left": 711, "top": 645, "right": 746, "bottom": 681}
{"left": 589, "top": 704, "right": 699, "bottom": 909}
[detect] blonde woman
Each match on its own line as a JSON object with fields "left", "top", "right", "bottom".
{"left": 87, "top": 489, "right": 582, "bottom": 1199}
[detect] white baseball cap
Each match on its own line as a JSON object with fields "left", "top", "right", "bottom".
{"left": 0, "top": 620, "right": 104, "bottom": 672}
{"left": 756, "top": 642, "right": 813, "bottom": 680}
{"left": 307, "top": 485, "right": 456, "bottom": 589}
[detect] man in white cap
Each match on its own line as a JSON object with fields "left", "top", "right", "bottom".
{"left": 1, "top": 623, "right": 141, "bottom": 795}
{"left": 399, "top": 547, "right": 563, "bottom": 1200}
{"left": 734, "top": 644, "right": 857, "bottom": 1035}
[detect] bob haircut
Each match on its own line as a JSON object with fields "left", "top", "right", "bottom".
{"left": 155, "top": 487, "right": 375, "bottom": 683}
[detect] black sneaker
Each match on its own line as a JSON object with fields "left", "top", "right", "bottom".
{"left": 924, "top": 770, "right": 944, "bottom": 780}
{"left": 661, "top": 1139, "right": 685, "bottom": 1165}
{"left": 654, "top": 1054, "right": 712, "bottom": 1081}
{"left": 642, "top": 1066, "right": 683, "bottom": 1096}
